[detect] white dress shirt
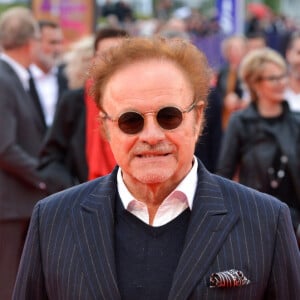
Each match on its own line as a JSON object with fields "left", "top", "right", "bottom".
{"left": 117, "top": 157, "right": 198, "bottom": 226}
{"left": 29, "top": 64, "right": 59, "bottom": 126}
{"left": 284, "top": 88, "right": 300, "bottom": 112}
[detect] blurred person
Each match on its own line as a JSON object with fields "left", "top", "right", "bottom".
{"left": 0, "top": 7, "right": 48, "bottom": 299}
{"left": 155, "top": 0, "right": 173, "bottom": 21}
{"left": 114, "top": 1, "right": 134, "bottom": 24}
{"left": 63, "top": 35, "right": 94, "bottom": 90}
{"left": 85, "top": 27, "right": 128, "bottom": 180}
{"left": 29, "top": 20, "right": 68, "bottom": 129}
{"left": 38, "top": 35, "right": 95, "bottom": 194}
{"left": 13, "top": 36, "right": 300, "bottom": 300}
{"left": 242, "top": 32, "right": 267, "bottom": 103}
{"left": 194, "top": 87, "right": 222, "bottom": 173}
{"left": 101, "top": 0, "right": 116, "bottom": 18}
{"left": 215, "top": 35, "right": 248, "bottom": 130}
{"left": 217, "top": 47, "right": 300, "bottom": 246}
{"left": 245, "top": 31, "right": 267, "bottom": 53}
{"left": 39, "top": 28, "right": 128, "bottom": 193}
{"left": 284, "top": 31, "right": 300, "bottom": 112}
{"left": 156, "top": 17, "right": 190, "bottom": 41}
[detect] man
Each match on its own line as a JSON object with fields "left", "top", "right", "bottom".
{"left": 245, "top": 31, "right": 267, "bottom": 54}
{"left": 0, "top": 7, "right": 48, "bottom": 299}
{"left": 29, "top": 20, "right": 68, "bottom": 129}
{"left": 13, "top": 37, "right": 300, "bottom": 299}
{"left": 215, "top": 35, "right": 248, "bottom": 130}
{"left": 38, "top": 27, "right": 128, "bottom": 194}
{"left": 284, "top": 31, "right": 300, "bottom": 112}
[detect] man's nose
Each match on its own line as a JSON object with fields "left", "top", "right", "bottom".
{"left": 138, "top": 114, "right": 165, "bottom": 144}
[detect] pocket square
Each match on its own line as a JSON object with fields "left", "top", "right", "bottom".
{"left": 209, "top": 269, "right": 250, "bottom": 288}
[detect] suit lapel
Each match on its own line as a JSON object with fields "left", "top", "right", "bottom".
{"left": 28, "top": 70, "right": 47, "bottom": 130}
{"left": 70, "top": 163, "right": 239, "bottom": 300}
{"left": 168, "top": 162, "right": 239, "bottom": 300}
{"left": 71, "top": 172, "right": 121, "bottom": 300}
{"left": 0, "top": 60, "right": 46, "bottom": 133}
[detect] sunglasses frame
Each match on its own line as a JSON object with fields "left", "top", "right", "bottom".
{"left": 100, "top": 101, "right": 200, "bottom": 134}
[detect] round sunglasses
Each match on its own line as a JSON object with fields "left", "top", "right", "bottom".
{"left": 100, "top": 101, "right": 199, "bottom": 135}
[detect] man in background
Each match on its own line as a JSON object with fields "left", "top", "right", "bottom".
{"left": 215, "top": 35, "right": 247, "bottom": 130}
{"left": 0, "top": 7, "right": 48, "bottom": 299}
{"left": 29, "top": 20, "right": 68, "bottom": 130}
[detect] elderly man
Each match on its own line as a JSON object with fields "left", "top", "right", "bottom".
{"left": 0, "top": 7, "right": 48, "bottom": 299}
{"left": 13, "top": 37, "right": 300, "bottom": 299}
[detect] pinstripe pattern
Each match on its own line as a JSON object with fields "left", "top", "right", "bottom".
{"left": 13, "top": 160, "right": 300, "bottom": 299}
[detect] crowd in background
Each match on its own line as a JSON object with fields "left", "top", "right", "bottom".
{"left": 0, "top": 2, "right": 300, "bottom": 299}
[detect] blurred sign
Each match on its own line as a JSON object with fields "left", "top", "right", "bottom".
{"left": 216, "top": 0, "right": 244, "bottom": 35}
{"left": 30, "top": 0, "right": 96, "bottom": 43}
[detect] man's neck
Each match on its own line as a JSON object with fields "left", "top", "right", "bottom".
{"left": 3, "top": 47, "right": 30, "bottom": 68}
{"left": 32, "top": 62, "right": 53, "bottom": 74}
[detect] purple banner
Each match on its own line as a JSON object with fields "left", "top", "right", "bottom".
{"left": 216, "top": 0, "right": 244, "bottom": 35}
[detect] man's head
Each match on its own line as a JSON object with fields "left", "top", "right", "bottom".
{"left": 245, "top": 31, "right": 267, "bottom": 53}
{"left": 32, "top": 20, "right": 64, "bottom": 72}
{"left": 221, "top": 35, "right": 246, "bottom": 69}
{"left": 94, "top": 27, "right": 128, "bottom": 55}
{"left": 0, "top": 7, "right": 39, "bottom": 66}
{"left": 90, "top": 37, "right": 210, "bottom": 187}
{"left": 285, "top": 31, "right": 300, "bottom": 79}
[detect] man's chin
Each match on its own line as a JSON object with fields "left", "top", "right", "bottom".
{"left": 133, "top": 169, "right": 173, "bottom": 185}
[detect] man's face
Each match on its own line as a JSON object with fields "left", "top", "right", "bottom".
{"left": 36, "top": 26, "right": 64, "bottom": 69}
{"left": 286, "top": 38, "right": 300, "bottom": 78}
{"left": 101, "top": 59, "right": 203, "bottom": 188}
{"left": 226, "top": 39, "right": 246, "bottom": 68}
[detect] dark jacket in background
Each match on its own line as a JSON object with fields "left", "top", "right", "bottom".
{"left": 39, "top": 88, "right": 88, "bottom": 194}
{"left": 0, "top": 59, "right": 47, "bottom": 220}
{"left": 195, "top": 88, "right": 222, "bottom": 173}
{"left": 217, "top": 101, "right": 300, "bottom": 230}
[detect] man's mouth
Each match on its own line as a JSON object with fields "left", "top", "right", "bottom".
{"left": 137, "top": 153, "right": 170, "bottom": 158}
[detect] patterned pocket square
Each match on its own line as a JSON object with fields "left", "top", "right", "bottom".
{"left": 209, "top": 269, "right": 250, "bottom": 288}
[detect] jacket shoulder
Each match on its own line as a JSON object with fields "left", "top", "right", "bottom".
{"left": 212, "top": 173, "right": 285, "bottom": 211}
{"left": 37, "top": 172, "right": 116, "bottom": 211}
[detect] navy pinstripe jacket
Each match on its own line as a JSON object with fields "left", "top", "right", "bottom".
{"left": 13, "top": 160, "right": 300, "bottom": 299}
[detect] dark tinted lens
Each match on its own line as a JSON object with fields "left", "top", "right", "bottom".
{"left": 118, "top": 112, "right": 144, "bottom": 134}
{"left": 157, "top": 107, "right": 183, "bottom": 130}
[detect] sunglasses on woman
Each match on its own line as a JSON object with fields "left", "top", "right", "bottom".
{"left": 100, "top": 101, "right": 199, "bottom": 135}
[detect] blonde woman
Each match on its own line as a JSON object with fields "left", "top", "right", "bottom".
{"left": 217, "top": 47, "right": 300, "bottom": 244}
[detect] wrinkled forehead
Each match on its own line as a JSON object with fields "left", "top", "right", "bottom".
{"left": 101, "top": 59, "right": 194, "bottom": 109}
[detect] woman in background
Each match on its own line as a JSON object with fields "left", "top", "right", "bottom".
{"left": 217, "top": 47, "right": 300, "bottom": 246}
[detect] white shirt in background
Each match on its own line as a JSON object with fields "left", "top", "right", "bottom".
{"left": 284, "top": 88, "right": 300, "bottom": 112}
{"left": 29, "top": 64, "right": 59, "bottom": 127}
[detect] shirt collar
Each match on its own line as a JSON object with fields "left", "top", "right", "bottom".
{"left": 29, "top": 63, "right": 58, "bottom": 78}
{"left": 117, "top": 156, "right": 198, "bottom": 210}
{"left": 1, "top": 53, "right": 29, "bottom": 90}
